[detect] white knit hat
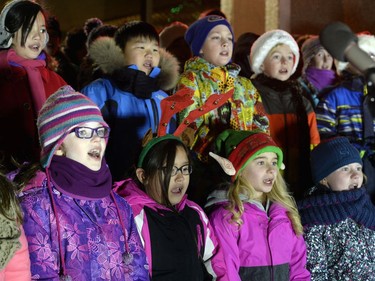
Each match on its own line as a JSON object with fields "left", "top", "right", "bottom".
{"left": 335, "top": 33, "right": 375, "bottom": 74}
{"left": 250, "top": 29, "right": 300, "bottom": 75}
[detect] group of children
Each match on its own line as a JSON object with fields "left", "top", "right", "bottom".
{"left": 0, "top": 0, "right": 374, "bottom": 280}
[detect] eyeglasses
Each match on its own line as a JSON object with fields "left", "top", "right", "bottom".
{"left": 163, "top": 164, "right": 192, "bottom": 176}
{"left": 71, "top": 126, "right": 110, "bottom": 139}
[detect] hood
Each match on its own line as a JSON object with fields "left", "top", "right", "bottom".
{"left": 88, "top": 37, "right": 180, "bottom": 91}
{"left": 184, "top": 56, "right": 241, "bottom": 77}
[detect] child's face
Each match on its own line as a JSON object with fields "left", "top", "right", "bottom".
{"left": 310, "top": 48, "right": 333, "bottom": 70}
{"left": 58, "top": 122, "right": 108, "bottom": 171}
{"left": 322, "top": 163, "right": 363, "bottom": 191}
{"left": 240, "top": 152, "right": 278, "bottom": 201}
{"left": 261, "top": 44, "right": 295, "bottom": 81}
{"left": 166, "top": 146, "right": 190, "bottom": 206}
{"left": 123, "top": 36, "right": 160, "bottom": 75}
{"left": 200, "top": 24, "right": 233, "bottom": 67}
{"left": 12, "top": 12, "right": 47, "bottom": 59}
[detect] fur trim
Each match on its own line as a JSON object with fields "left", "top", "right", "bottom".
{"left": 250, "top": 29, "right": 300, "bottom": 75}
{"left": 158, "top": 48, "right": 180, "bottom": 91}
{"left": 88, "top": 37, "right": 125, "bottom": 74}
{"left": 88, "top": 37, "right": 179, "bottom": 91}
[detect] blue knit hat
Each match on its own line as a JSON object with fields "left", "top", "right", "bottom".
{"left": 37, "top": 86, "right": 108, "bottom": 168}
{"left": 310, "top": 137, "right": 362, "bottom": 184}
{"left": 185, "top": 15, "right": 234, "bottom": 56}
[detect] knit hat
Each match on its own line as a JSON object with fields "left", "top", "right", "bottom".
{"left": 301, "top": 35, "right": 324, "bottom": 73}
{"left": 212, "top": 130, "right": 283, "bottom": 181}
{"left": 250, "top": 29, "right": 300, "bottom": 75}
{"left": 37, "top": 85, "right": 108, "bottom": 168}
{"left": 137, "top": 134, "right": 181, "bottom": 168}
{"left": 159, "top": 21, "right": 188, "bottom": 49}
{"left": 185, "top": 15, "right": 234, "bottom": 56}
{"left": 310, "top": 137, "right": 362, "bottom": 184}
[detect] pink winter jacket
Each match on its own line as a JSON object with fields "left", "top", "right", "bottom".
{"left": 208, "top": 199, "right": 310, "bottom": 281}
{"left": 0, "top": 226, "right": 31, "bottom": 281}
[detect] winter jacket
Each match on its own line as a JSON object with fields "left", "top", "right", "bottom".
{"left": 114, "top": 179, "right": 229, "bottom": 281}
{"left": 0, "top": 50, "right": 66, "bottom": 171}
{"left": 298, "top": 186, "right": 375, "bottom": 281}
{"left": 81, "top": 37, "right": 179, "bottom": 180}
{"left": 206, "top": 191, "right": 310, "bottom": 281}
{"left": 252, "top": 75, "right": 320, "bottom": 199}
{"left": 175, "top": 56, "right": 269, "bottom": 162}
{"left": 0, "top": 224, "right": 31, "bottom": 281}
{"left": 19, "top": 170, "right": 149, "bottom": 281}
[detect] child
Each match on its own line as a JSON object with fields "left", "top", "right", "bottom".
{"left": 15, "top": 86, "right": 149, "bottom": 280}
{"left": 298, "top": 137, "right": 375, "bottom": 280}
{"left": 0, "top": 0, "right": 66, "bottom": 172}
{"left": 250, "top": 29, "right": 320, "bottom": 199}
{"left": 0, "top": 173, "right": 31, "bottom": 281}
{"left": 172, "top": 15, "right": 269, "bottom": 205}
{"left": 114, "top": 134, "right": 228, "bottom": 280}
{"left": 81, "top": 21, "right": 180, "bottom": 181}
{"left": 206, "top": 129, "right": 310, "bottom": 281}
{"left": 298, "top": 35, "right": 337, "bottom": 108}
{"left": 316, "top": 33, "right": 375, "bottom": 201}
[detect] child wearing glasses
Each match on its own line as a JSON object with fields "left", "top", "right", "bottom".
{"left": 114, "top": 135, "right": 228, "bottom": 281}
{"left": 14, "top": 86, "right": 149, "bottom": 280}
{"left": 206, "top": 129, "right": 310, "bottom": 281}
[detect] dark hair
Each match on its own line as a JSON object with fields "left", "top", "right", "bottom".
{"left": 46, "top": 15, "right": 61, "bottom": 39}
{"left": 5, "top": 1, "right": 44, "bottom": 47}
{"left": 87, "top": 24, "right": 117, "bottom": 47}
{"left": 140, "top": 139, "right": 191, "bottom": 208}
{"left": 114, "top": 21, "right": 159, "bottom": 50}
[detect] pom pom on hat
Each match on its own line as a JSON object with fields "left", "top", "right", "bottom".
{"left": 213, "top": 129, "right": 283, "bottom": 181}
{"left": 159, "top": 21, "right": 188, "bottom": 49}
{"left": 37, "top": 85, "right": 108, "bottom": 168}
{"left": 301, "top": 35, "right": 324, "bottom": 73}
{"left": 185, "top": 15, "right": 234, "bottom": 56}
{"left": 250, "top": 29, "right": 300, "bottom": 75}
{"left": 310, "top": 137, "right": 362, "bottom": 184}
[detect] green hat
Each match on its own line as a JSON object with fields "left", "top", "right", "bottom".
{"left": 137, "top": 134, "right": 182, "bottom": 168}
{"left": 214, "top": 129, "right": 283, "bottom": 181}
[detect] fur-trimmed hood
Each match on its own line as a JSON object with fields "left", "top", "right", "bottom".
{"left": 88, "top": 36, "right": 180, "bottom": 91}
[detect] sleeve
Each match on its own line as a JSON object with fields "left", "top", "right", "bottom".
{"left": 289, "top": 232, "right": 311, "bottom": 281}
{"left": 20, "top": 191, "right": 60, "bottom": 280}
{"left": 303, "top": 227, "right": 328, "bottom": 281}
{"left": 80, "top": 79, "right": 113, "bottom": 118}
{"left": 252, "top": 85, "right": 270, "bottom": 133}
{"left": 123, "top": 200, "right": 150, "bottom": 281}
{"left": 208, "top": 208, "right": 241, "bottom": 281}
{"left": 307, "top": 110, "right": 321, "bottom": 149}
{"left": 3, "top": 226, "right": 32, "bottom": 281}
{"left": 315, "top": 90, "right": 339, "bottom": 139}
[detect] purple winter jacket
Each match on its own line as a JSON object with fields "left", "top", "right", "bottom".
{"left": 114, "top": 178, "right": 229, "bottom": 281}
{"left": 19, "top": 171, "right": 149, "bottom": 280}
{"left": 207, "top": 193, "right": 310, "bottom": 281}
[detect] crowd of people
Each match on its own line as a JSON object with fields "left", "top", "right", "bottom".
{"left": 0, "top": 0, "right": 374, "bottom": 280}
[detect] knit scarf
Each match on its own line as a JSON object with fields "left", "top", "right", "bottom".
{"left": 305, "top": 67, "right": 336, "bottom": 91}
{"left": 7, "top": 48, "right": 47, "bottom": 113}
{"left": 48, "top": 155, "right": 112, "bottom": 199}
{"left": 298, "top": 186, "right": 375, "bottom": 229}
{"left": 0, "top": 212, "right": 21, "bottom": 270}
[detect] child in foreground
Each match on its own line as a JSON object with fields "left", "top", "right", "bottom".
{"left": 298, "top": 137, "right": 375, "bottom": 280}
{"left": 206, "top": 129, "right": 310, "bottom": 281}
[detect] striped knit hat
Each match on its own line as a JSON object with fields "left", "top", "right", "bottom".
{"left": 37, "top": 85, "right": 108, "bottom": 168}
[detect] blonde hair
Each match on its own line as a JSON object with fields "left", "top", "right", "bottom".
{"left": 226, "top": 171, "right": 303, "bottom": 235}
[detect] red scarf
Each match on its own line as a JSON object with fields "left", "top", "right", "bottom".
{"left": 7, "top": 48, "right": 47, "bottom": 113}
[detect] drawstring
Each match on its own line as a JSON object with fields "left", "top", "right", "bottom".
{"left": 46, "top": 169, "right": 68, "bottom": 277}
{"left": 110, "top": 191, "right": 130, "bottom": 254}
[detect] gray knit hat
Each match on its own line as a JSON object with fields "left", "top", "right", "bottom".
{"left": 250, "top": 29, "right": 300, "bottom": 75}
{"left": 301, "top": 35, "right": 323, "bottom": 73}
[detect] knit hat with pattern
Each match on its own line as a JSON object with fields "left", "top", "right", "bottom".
{"left": 214, "top": 129, "right": 283, "bottom": 181}
{"left": 37, "top": 85, "right": 108, "bottom": 168}
{"left": 301, "top": 35, "right": 324, "bottom": 73}
{"left": 185, "top": 15, "right": 234, "bottom": 56}
{"left": 250, "top": 29, "right": 300, "bottom": 75}
{"left": 310, "top": 137, "right": 362, "bottom": 184}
